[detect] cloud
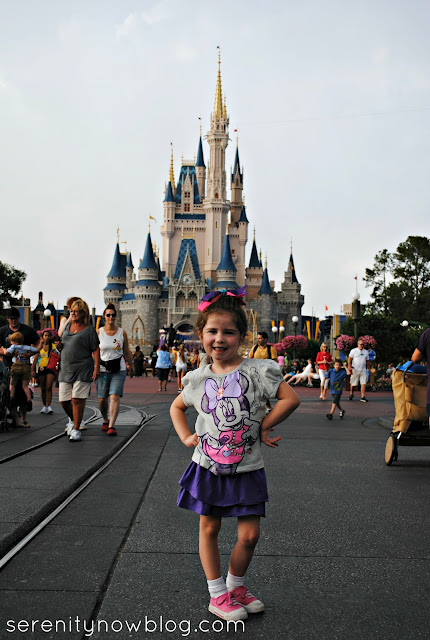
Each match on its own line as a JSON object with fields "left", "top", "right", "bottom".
{"left": 141, "top": 1, "right": 169, "bottom": 25}
{"left": 373, "top": 47, "right": 389, "bottom": 65}
{"left": 116, "top": 13, "right": 136, "bottom": 39}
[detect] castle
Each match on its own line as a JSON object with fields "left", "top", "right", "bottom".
{"left": 104, "top": 55, "right": 304, "bottom": 348}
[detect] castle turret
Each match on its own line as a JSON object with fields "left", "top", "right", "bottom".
{"left": 278, "top": 250, "right": 305, "bottom": 334}
{"left": 196, "top": 134, "right": 206, "bottom": 201}
{"left": 230, "top": 141, "right": 243, "bottom": 224}
{"left": 104, "top": 243, "right": 127, "bottom": 307}
{"left": 203, "top": 52, "right": 230, "bottom": 282}
{"left": 135, "top": 231, "right": 161, "bottom": 345}
{"left": 257, "top": 257, "right": 275, "bottom": 336}
{"left": 125, "top": 251, "right": 134, "bottom": 289}
{"left": 245, "top": 230, "right": 263, "bottom": 301}
{"left": 215, "top": 230, "right": 239, "bottom": 289}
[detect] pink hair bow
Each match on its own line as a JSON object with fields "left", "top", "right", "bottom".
{"left": 197, "top": 286, "right": 246, "bottom": 312}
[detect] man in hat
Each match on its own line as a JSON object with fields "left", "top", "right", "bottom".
{"left": 0, "top": 308, "right": 40, "bottom": 365}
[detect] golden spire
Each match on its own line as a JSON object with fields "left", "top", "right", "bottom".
{"left": 169, "top": 144, "right": 175, "bottom": 186}
{"left": 253, "top": 226, "right": 256, "bottom": 242}
{"left": 259, "top": 249, "right": 262, "bottom": 264}
{"left": 214, "top": 48, "right": 223, "bottom": 120}
{"left": 116, "top": 226, "right": 120, "bottom": 243}
{"left": 265, "top": 254, "right": 268, "bottom": 269}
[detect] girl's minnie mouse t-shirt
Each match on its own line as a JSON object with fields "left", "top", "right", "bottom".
{"left": 181, "top": 359, "right": 283, "bottom": 476}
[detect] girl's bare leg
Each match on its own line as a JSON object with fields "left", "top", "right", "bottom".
{"left": 199, "top": 515, "right": 222, "bottom": 580}
{"left": 229, "top": 516, "right": 260, "bottom": 578}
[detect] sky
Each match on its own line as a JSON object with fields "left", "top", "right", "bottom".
{"left": 0, "top": 0, "right": 429, "bottom": 319}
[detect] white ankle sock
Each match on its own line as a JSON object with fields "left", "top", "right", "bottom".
{"left": 226, "top": 572, "right": 244, "bottom": 591}
{"left": 207, "top": 577, "right": 227, "bottom": 598}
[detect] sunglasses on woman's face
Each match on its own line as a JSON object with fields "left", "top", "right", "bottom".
{"left": 105, "top": 314, "right": 116, "bottom": 318}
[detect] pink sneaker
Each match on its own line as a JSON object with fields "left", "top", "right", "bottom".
{"left": 229, "top": 585, "right": 264, "bottom": 613}
{"left": 208, "top": 592, "right": 248, "bottom": 621}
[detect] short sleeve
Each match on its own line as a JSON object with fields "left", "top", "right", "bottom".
{"left": 181, "top": 368, "right": 200, "bottom": 407}
{"left": 348, "top": 349, "right": 354, "bottom": 358}
{"left": 258, "top": 359, "right": 284, "bottom": 399}
{"left": 88, "top": 326, "right": 99, "bottom": 352}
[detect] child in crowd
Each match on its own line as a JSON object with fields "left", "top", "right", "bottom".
{"left": 0, "top": 331, "right": 38, "bottom": 408}
{"left": 170, "top": 289, "right": 300, "bottom": 622}
{"left": 325, "top": 359, "right": 348, "bottom": 420}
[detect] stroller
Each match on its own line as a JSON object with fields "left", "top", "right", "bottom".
{"left": 385, "top": 364, "right": 429, "bottom": 465}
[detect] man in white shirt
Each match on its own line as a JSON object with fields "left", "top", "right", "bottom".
{"left": 347, "top": 338, "right": 370, "bottom": 402}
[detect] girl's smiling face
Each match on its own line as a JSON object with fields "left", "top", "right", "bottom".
{"left": 199, "top": 312, "right": 243, "bottom": 372}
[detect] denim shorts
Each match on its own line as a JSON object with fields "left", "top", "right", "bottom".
{"left": 96, "top": 370, "right": 127, "bottom": 398}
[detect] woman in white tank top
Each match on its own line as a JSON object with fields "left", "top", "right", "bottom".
{"left": 96, "top": 303, "right": 133, "bottom": 436}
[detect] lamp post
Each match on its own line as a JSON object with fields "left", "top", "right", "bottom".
{"left": 43, "top": 308, "right": 51, "bottom": 330}
{"left": 352, "top": 293, "right": 360, "bottom": 340}
{"left": 292, "top": 316, "right": 299, "bottom": 359}
{"left": 272, "top": 325, "right": 278, "bottom": 344}
{"left": 401, "top": 320, "right": 409, "bottom": 328}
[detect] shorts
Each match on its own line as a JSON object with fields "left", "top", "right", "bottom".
{"left": 350, "top": 370, "right": 367, "bottom": 387}
{"left": 157, "top": 368, "right": 169, "bottom": 382}
{"left": 331, "top": 393, "right": 342, "bottom": 406}
{"left": 96, "top": 370, "right": 127, "bottom": 399}
{"left": 10, "top": 363, "right": 31, "bottom": 383}
{"left": 38, "top": 368, "right": 57, "bottom": 377}
{"left": 318, "top": 368, "right": 326, "bottom": 384}
{"left": 59, "top": 381, "right": 92, "bottom": 401}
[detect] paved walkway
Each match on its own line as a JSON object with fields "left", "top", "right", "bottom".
{"left": 1, "top": 379, "right": 429, "bottom": 640}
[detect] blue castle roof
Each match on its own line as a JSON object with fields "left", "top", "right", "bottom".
{"left": 174, "top": 238, "right": 201, "bottom": 280}
{"left": 104, "top": 282, "right": 126, "bottom": 291}
{"left": 164, "top": 181, "right": 175, "bottom": 202}
{"left": 196, "top": 136, "right": 205, "bottom": 168}
{"left": 232, "top": 146, "right": 242, "bottom": 182}
{"left": 259, "top": 268, "right": 273, "bottom": 295}
{"left": 139, "top": 232, "right": 158, "bottom": 270}
{"left": 126, "top": 252, "right": 134, "bottom": 269}
{"left": 175, "top": 166, "right": 201, "bottom": 205}
{"left": 248, "top": 238, "right": 260, "bottom": 268}
{"left": 217, "top": 234, "right": 237, "bottom": 272}
{"left": 107, "top": 243, "right": 127, "bottom": 278}
{"left": 239, "top": 204, "right": 248, "bottom": 223}
{"left": 289, "top": 253, "right": 299, "bottom": 284}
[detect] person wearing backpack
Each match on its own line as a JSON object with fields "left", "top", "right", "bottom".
{"left": 248, "top": 331, "right": 278, "bottom": 414}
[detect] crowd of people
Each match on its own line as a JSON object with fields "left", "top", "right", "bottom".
{"left": 0, "top": 307, "right": 415, "bottom": 435}
{"left": 1, "top": 287, "right": 429, "bottom": 625}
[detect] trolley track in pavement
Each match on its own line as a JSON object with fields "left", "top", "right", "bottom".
{"left": 0, "top": 405, "right": 160, "bottom": 570}
{"left": 0, "top": 403, "right": 100, "bottom": 464}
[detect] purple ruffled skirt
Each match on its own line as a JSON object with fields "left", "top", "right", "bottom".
{"left": 177, "top": 461, "right": 268, "bottom": 518}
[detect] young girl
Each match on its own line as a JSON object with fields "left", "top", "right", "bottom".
{"left": 33, "top": 330, "right": 59, "bottom": 414}
{"left": 175, "top": 343, "right": 188, "bottom": 391}
{"left": 170, "top": 290, "right": 300, "bottom": 622}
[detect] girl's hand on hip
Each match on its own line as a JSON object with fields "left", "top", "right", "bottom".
{"left": 261, "top": 427, "right": 281, "bottom": 448}
{"left": 183, "top": 433, "right": 199, "bottom": 448}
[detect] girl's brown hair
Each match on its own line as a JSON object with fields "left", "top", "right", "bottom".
{"left": 195, "top": 295, "right": 248, "bottom": 338}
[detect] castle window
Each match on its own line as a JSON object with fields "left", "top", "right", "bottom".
{"left": 177, "top": 292, "right": 186, "bottom": 308}
{"left": 184, "top": 203, "right": 190, "bottom": 212}
{"left": 184, "top": 191, "right": 190, "bottom": 198}
{"left": 215, "top": 192, "right": 219, "bottom": 199}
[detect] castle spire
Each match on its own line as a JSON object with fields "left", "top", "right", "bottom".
{"left": 169, "top": 145, "right": 175, "bottom": 187}
{"left": 213, "top": 48, "right": 224, "bottom": 120}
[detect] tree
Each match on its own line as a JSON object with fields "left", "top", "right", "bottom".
{"left": 364, "top": 249, "right": 391, "bottom": 314}
{"left": 364, "top": 236, "right": 430, "bottom": 325}
{"left": 0, "top": 261, "right": 26, "bottom": 311}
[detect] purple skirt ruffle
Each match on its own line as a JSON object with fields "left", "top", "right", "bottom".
{"left": 177, "top": 461, "right": 268, "bottom": 518}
